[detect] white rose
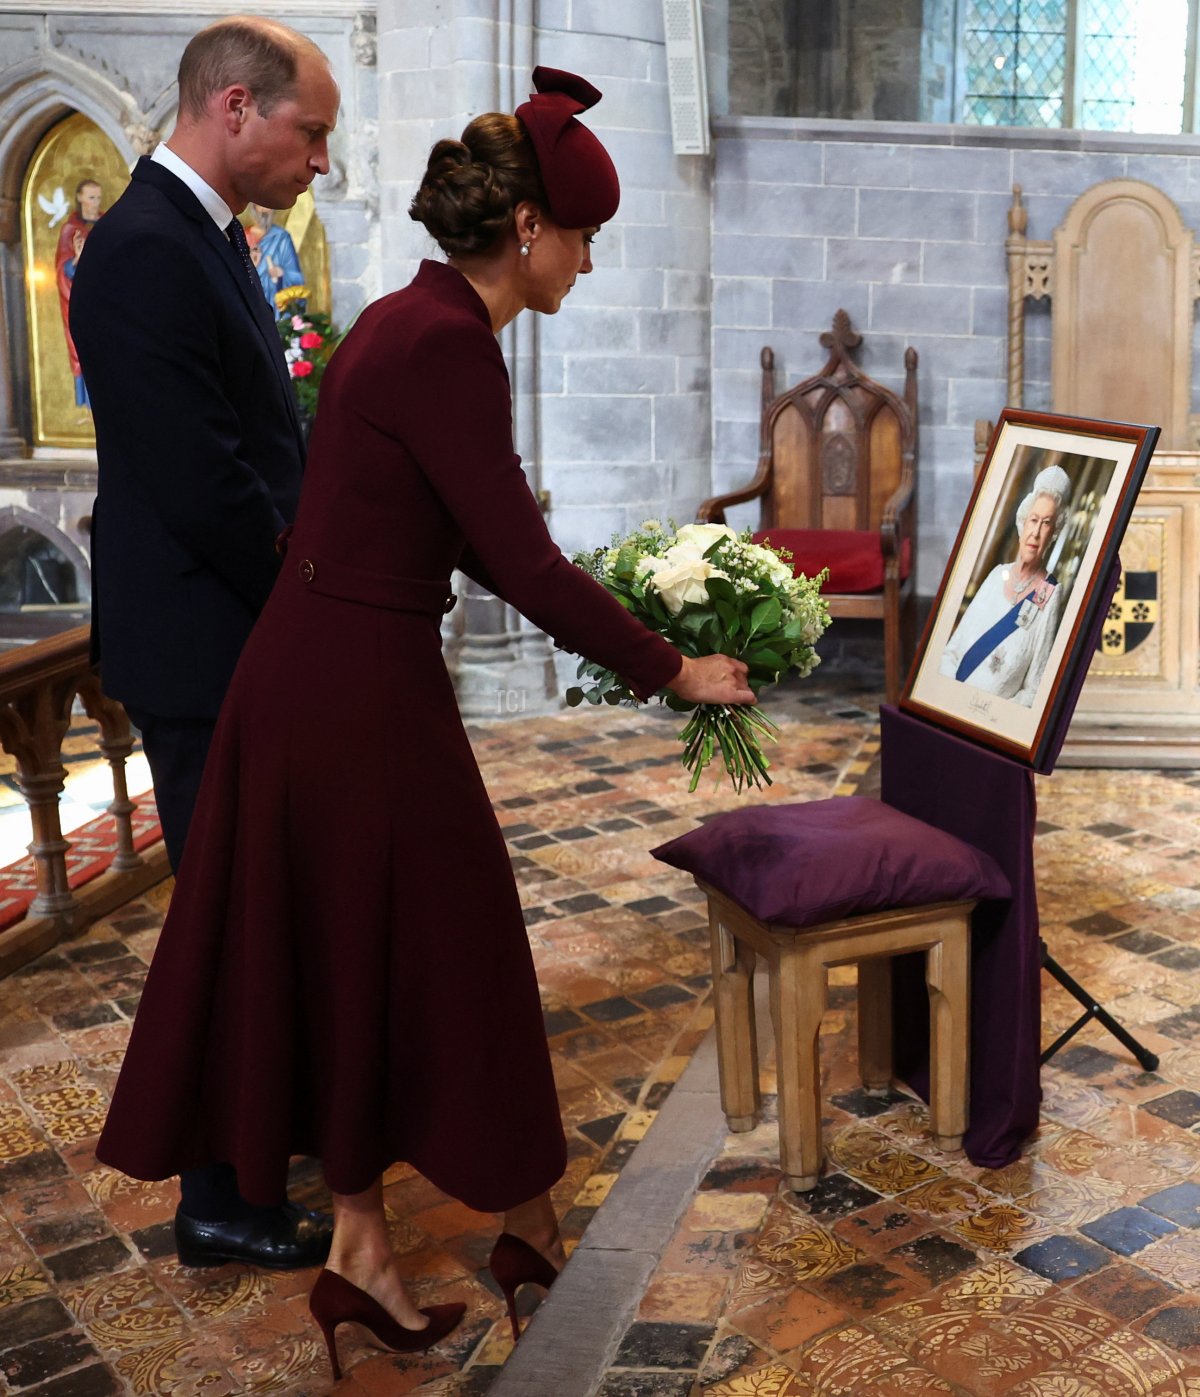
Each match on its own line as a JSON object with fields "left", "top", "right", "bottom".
{"left": 674, "top": 522, "right": 737, "bottom": 554}
{"left": 650, "top": 557, "right": 728, "bottom": 614}
{"left": 662, "top": 540, "right": 705, "bottom": 565}
{"left": 636, "top": 555, "right": 666, "bottom": 577}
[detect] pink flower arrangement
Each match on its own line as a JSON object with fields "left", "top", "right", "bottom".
{"left": 277, "top": 311, "right": 340, "bottom": 420}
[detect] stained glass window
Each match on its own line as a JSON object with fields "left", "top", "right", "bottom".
{"left": 963, "top": 0, "right": 1190, "bottom": 132}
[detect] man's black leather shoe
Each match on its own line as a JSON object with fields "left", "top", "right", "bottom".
{"left": 175, "top": 1202, "right": 333, "bottom": 1270}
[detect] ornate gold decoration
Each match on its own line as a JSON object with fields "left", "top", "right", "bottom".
{"left": 754, "top": 1217, "right": 860, "bottom": 1282}
{"left": 940, "top": 1260, "right": 1051, "bottom": 1312}
{"left": 165, "top": 1265, "right": 269, "bottom": 1320}
{"left": 1007, "top": 1298, "right": 1117, "bottom": 1363}
{"left": 954, "top": 1202, "right": 1048, "bottom": 1252}
{"left": 1138, "top": 1230, "right": 1200, "bottom": 1290}
{"left": 802, "top": 1323, "right": 913, "bottom": 1390}
{"left": 24, "top": 1083, "right": 104, "bottom": 1116}
{"left": 86, "top": 1298, "right": 184, "bottom": 1352}
{"left": 0, "top": 1263, "right": 51, "bottom": 1309}
{"left": 827, "top": 1123, "right": 891, "bottom": 1168}
{"left": 40, "top": 1105, "right": 106, "bottom": 1144}
{"left": 70, "top": 1270, "right": 162, "bottom": 1322}
{"left": 707, "top": 1365, "right": 810, "bottom": 1396}
{"left": 727, "top": 1256, "right": 791, "bottom": 1309}
{"left": 837, "top": 1143, "right": 944, "bottom": 1194}
{"left": 229, "top": 1339, "right": 325, "bottom": 1393}
{"left": 1057, "top": 1330, "right": 1185, "bottom": 1393}
{"left": 1039, "top": 1128, "right": 1116, "bottom": 1176}
{"left": 1014, "top": 1172, "right": 1126, "bottom": 1228}
{"left": 115, "top": 1335, "right": 235, "bottom": 1394}
{"left": 13, "top": 1059, "right": 79, "bottom": 1091}
{"left": 897, "top": 1176, "right": 991, "bottom": 1221}
{"left": 0, "top": 1101, "right": 43, "bottom": 1162}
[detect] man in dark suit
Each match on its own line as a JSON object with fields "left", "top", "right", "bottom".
{"left": 71, "top": 15, "right": 340, "bottom": 1270}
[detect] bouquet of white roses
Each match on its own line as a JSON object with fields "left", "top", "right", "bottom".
{"left": 570, "top": 521, "right": 830, "bottom": 792}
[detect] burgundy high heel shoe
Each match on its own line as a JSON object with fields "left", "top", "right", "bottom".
{"left": 308, "top": 1268, "right": 466, "bottom": 1382}
{"left": 488, "top": 1231, "right": 560, "bottom": 1342}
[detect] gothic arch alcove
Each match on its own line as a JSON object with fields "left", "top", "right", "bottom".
{"left": 21, "top": 111, "right": 130, "bottom": 449}
{"left": 0, "top": 504, "right": 90, "bottom": 646}
{"left": 0, "top": 59, "right": 137, "bottom": 457}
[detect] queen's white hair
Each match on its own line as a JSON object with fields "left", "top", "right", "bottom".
{"left": 1014, "top": 464, "right": 1071, "bottom": 542}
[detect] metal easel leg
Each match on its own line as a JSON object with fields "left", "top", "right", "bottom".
{"left": 1040, "top": 939, "right": 1159, "bottom": 1072}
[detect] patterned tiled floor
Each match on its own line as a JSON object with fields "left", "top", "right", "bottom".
{"left": 6, "top": 688, "right": 1200, "bottom": 1395}
{"left": 600, "top": 763, "right": 1200, "bottom": 1397}
{"left": 0, "top": 683, "right": 881, "bottom": 1395}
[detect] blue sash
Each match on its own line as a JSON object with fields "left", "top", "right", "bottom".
{"left": 956, "top": 575, "right": 1056, "bottom": 682}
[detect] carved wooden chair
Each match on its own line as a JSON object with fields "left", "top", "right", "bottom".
{"left": 1000, "top": 179, "right": 1200, "bottom": 446}
{"left": 984, "top": 180, "right": 1200, "bottom": 762}
{"left": 699, "top": 311, "right": 919, "bottom": 704}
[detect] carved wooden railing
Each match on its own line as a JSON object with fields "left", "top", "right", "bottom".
{"left": 0, "top": 624, "right": 168, "bottom": 976}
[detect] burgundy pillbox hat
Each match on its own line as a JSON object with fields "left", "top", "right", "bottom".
{"left": 515, "top": 65, "right": 620, "bottom": 228}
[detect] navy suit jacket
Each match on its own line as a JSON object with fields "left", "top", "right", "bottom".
{"left": 70, "top": 157, "right": 305, "bottom": 719}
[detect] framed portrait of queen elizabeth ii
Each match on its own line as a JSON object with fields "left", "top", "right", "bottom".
{"left": 902, "top": 409, "right": 1158, "bottom": 765}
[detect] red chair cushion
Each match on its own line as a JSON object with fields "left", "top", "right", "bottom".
{"left": 752, "top": 529, "right": 912, "bottom": 594}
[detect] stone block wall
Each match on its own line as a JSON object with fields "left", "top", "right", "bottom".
{"left": 710, "top": 116, "right": 1200, "bottom": 592}
{"left": 378, "top": 0, "right": 729, "bottom": 563}
{"left": 534, "top": 2, "right": 722, "bottom": 558}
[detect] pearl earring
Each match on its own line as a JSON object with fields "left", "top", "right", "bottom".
{"left": 520, "top": 242, "right": 531, "bottom": 256}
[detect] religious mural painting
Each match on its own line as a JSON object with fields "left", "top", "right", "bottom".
{"left": 21, "top": 112, "right": 130, "bottom": 449}
{"left": 239, "top": 189, "right": 330, "bottom": 321}
{"left": 903, "top": 410, "right": 1157, "bottom": 766}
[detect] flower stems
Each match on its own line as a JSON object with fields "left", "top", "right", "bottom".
{"left": 679, "top": 704, "right": 779, "bottom": 793}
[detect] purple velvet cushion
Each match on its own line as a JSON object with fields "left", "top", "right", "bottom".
{"left": 651, "top": 796, "right": 1010, "bottom": 927}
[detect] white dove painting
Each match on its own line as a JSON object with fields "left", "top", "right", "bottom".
{"left": 37, "top": 186, "right": 70, "bottom": 229}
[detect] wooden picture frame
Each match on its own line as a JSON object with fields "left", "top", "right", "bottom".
{"left": 902, "top": 409, "right": 1158, "bottom": 766}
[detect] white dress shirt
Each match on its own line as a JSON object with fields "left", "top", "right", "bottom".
{"left": 151, "top": 143, "right": 235, "bottom": 232}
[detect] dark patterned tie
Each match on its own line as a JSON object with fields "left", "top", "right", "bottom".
{"left": 225, "top": 217, "right": 261, "bottom": 294}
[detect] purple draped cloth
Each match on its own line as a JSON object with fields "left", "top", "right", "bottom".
{"left": 880, "top": 559, "right": 1121, "bottom": 1167}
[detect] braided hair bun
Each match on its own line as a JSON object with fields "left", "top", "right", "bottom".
{"left": 409, "top": 114, "right": 548, "bottom": 257}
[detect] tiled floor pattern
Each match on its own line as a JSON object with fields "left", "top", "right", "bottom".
{"left": 0, "top": 683, "right": 882, "bottom": 1396}
{"left": 600, "top": 762, "right": 1200, "bottom": 1396}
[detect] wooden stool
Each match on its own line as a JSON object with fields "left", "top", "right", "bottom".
{"left": 700, "top": 880, "right": 972, "bottom": 1192}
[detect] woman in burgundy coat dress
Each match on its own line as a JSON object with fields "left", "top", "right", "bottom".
{"left": 96, "top": 68, "right": 753, "bottom": 1377}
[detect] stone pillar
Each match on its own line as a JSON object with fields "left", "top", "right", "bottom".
{"left": 377, "top": 0, "right": 560, "bottom": 717}
{"left": 0, "top": 200, "right": 28, "bottom": 458}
